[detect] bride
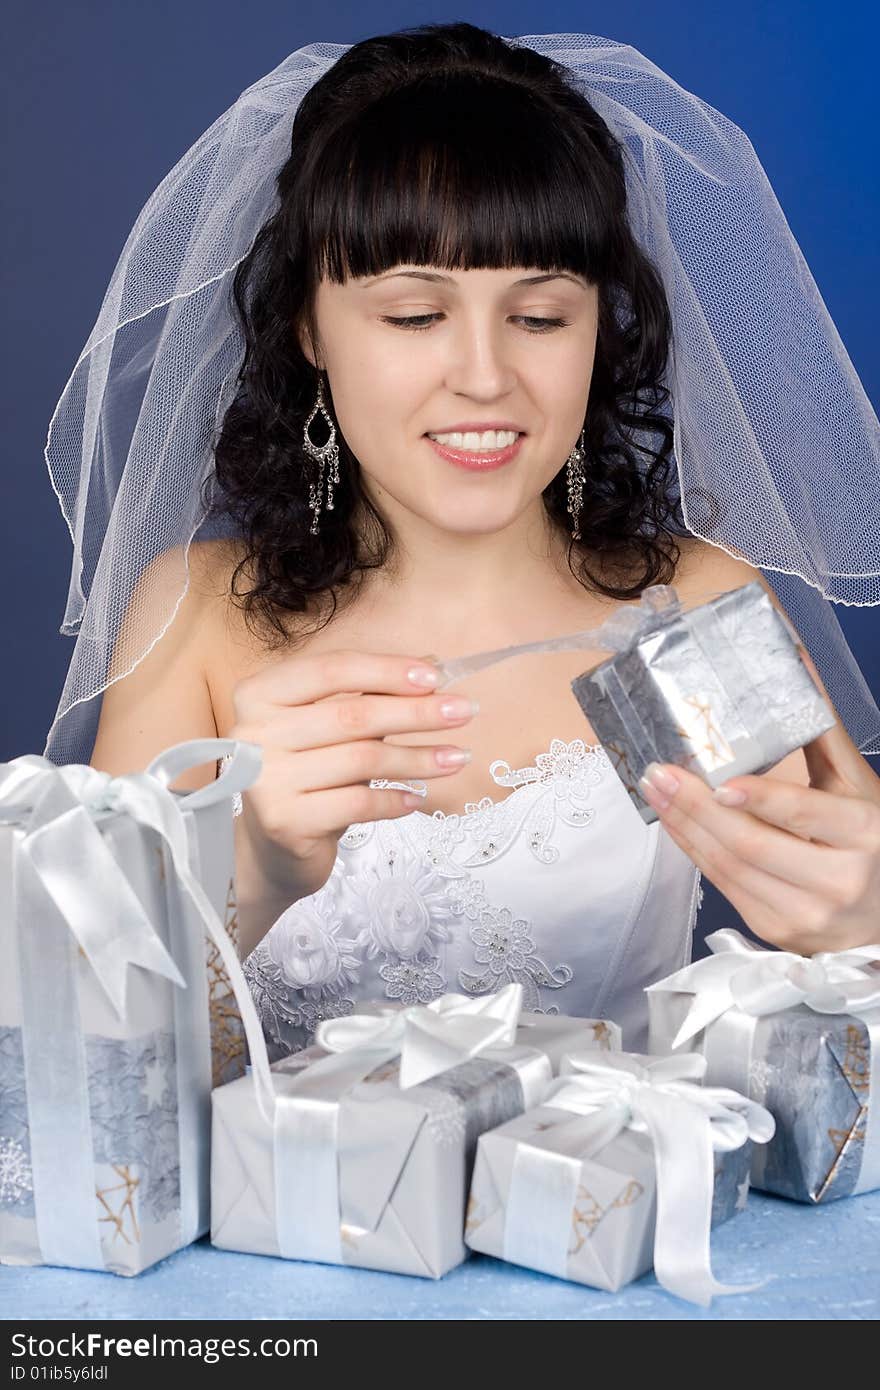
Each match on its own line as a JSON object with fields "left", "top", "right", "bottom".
{"left": 51, "top": 24, "right": 880, "bottom": 1052}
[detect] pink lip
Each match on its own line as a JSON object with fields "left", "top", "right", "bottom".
{"left": 424, "top": 434, "right": 523, "bottom": 471}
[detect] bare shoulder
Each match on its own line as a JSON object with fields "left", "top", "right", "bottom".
{"left": 102, "top": 538, "right": 242, "bottom": 681}
{"left": 670, "top": 535, "right": 773, "bottom": 605}
{"left": 670, "top": 534, "right": 803, "bottom": 637}
{"left": 184, "top": 536, "right": 251, "bottom": 604}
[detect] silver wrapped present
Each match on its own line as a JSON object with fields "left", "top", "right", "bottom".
{"left": 464, "top": 1050, "right": 774, "bottom": 1305}
{"left": 0, "top": 737, "right": 261, "bottom": 1274}
{"left": 210, "top": 984, "right": 618, "bottom": 1278}
{"left": 569, "top": 581, "right": 835, "bottom": 824}
{"left": 431, "top": 583, "right": 833, "bottom": 827}
{"left": 647, "top": 928, "right": 880, "bottom": 1202}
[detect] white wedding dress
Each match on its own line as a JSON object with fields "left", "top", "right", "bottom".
{"left": 231, "top": 738, "right": 702, "bottom": 1058}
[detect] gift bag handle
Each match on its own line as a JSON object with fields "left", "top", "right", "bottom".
{"left": 146, "top": 737, "right": 263, "bottom": 809}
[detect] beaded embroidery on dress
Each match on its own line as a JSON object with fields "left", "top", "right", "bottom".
{"left": 224, "top": 739, "right": 702, "bottom": 1057}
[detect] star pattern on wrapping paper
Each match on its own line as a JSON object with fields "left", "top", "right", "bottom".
{"left": 841, "top": 1025, "right": 870, "bottom": 1095}
{"left": 674, "top": 695, "right": 735, "bottom": 772}
{"left": 96, "top": 1165, "right": 140, "bottom": 1245}
{"left": 591, "top": 1022, "right": 614, "bottom": 1050}
{"left": 206, "top": 877, "right": 247, "bottom": 1087}
{"left": 603, "top": 740, "right": 639, "bottom": 798}
{"left": 568, "top": 1178, "right": 645, "bottom": 1255}
{"left": 464, "top": 1193, "right": 482, "bottom": 1235}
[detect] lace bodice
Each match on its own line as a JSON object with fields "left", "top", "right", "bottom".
{"left": 226, "top": 739, "right": 702, "bottom": 1058}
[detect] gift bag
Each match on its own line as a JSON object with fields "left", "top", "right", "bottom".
{"left": 0, "top": 737, "right": 261, "bottom": 1273}
{"left": 647, "top": 928, "right": 880, "bottom": 1202}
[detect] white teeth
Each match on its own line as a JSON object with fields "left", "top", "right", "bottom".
{"left": 427, "top": 429, "right": 519, "bottom": 450}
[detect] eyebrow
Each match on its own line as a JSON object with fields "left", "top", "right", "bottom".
{"left": 359, "top": 271, "right": 588, "bottom": 290}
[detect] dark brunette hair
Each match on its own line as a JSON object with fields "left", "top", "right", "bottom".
{"left": 203, "top": 21, "right": 692, "bottom": 648}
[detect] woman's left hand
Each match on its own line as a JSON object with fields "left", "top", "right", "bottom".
{"left": 638, "top": 675, "right": 880, "bottom": 955}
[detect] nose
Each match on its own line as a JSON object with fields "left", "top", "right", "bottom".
{"left": 444, "top": 316, "right": 518, "bottom": 399}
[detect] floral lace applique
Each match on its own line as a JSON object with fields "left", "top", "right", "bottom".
{"left": 341, "top": 737, "right": 610, "bottom": 868}
{"left": 447, "top": 884, "right": 573, "bottom": 1012}
{"left": 240, "top": 738, "right": 609, "bottom": 1044}
{"left": 242, "top": 858, "right": 359, "bottom": 1054}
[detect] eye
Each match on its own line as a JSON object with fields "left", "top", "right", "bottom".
{"left": 380, "top": 314, "right": 570, "bottom": 334}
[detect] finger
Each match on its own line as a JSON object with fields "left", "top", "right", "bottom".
{"left": 294, "top": 782, "right": 430, "bottom": 838}
{"left": 643, "top": 773, "right": 844, "bottom": 897}
{"left": 238, "top": 689, "right": 478, "bottom": 753}
{"left": 273, "top": 738, "right": 473, "bottom": 793}
{"left": 655, "top": 808, "right": 824, "bottom": 949}
{"left": 241, "top": 649, "right": 448, "bottom": 709}
{"left": 712, "top": 768, "right": 880, "bottom": 851}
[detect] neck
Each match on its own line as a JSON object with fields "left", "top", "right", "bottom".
{"left": 352, "top": 497, "right": 588, "bottom": 647}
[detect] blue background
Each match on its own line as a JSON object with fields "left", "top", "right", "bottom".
{"left": 1, "top": 4, "right": 879, "bottom": 1321}
{"left": 3, "top": 3, "right": 878, "bottom": 765}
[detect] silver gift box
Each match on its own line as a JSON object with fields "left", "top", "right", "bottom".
{"left": 211, "top": 1046, "right": 545, "bottom": 1279}
{"left": 648, "top": 992, "right": 876, "bottom": 1203}
{"left": 210, "top": 1011, "right": 618, "bottom": 1278}
{"left": 0, "top": 758, "right": 249, "bottom": 1275}
{"left": 570, "top": 581, "right": 835, "bottom": 824}
{"left": 464, "top": 1103, "right": 750, "bottom": 1291}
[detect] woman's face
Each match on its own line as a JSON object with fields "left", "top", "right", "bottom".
{"left": 300, "top": 264, "right": 599, "bottom": 540}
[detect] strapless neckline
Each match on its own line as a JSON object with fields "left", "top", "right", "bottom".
{"left": 367, "top": 736, "right": 608, "bottom": 821}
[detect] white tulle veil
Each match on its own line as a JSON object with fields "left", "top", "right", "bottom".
{"left": 41, "top": 31, "right": 880, "bottom": 766}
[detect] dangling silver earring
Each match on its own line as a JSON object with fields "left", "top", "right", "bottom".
{"left": 303, "top": 372, "right": 341, "bottom": 536}
{"left": 566, "top": 429, "right": 586, "bottom": 540}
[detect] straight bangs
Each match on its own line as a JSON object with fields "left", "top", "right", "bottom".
{"left": 298, "top": 73, "right": 621, "bottom": 288}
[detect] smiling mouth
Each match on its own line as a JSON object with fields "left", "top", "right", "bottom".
{"left": 422, "top": 431, "right": 525, "bottom": 450}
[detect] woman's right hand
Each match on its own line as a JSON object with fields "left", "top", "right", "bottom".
{"left": 227, "top": 650, "right": 477, "bottom": 903}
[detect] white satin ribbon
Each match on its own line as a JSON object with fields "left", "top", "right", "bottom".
{"left": 316, "top": 981, "right": 524, "bottom": 1088}
{"left": 273, "top": 983, "right": 526, "bottom": 1262}
{"left": 502, "top": 1051, "right": 775, "bottom": 1306}
{"left": 648, "top": 928, "right": 880, "bottom": 1193}
{"left": 1, "top": 737, "right": 263, "bottom": 1269}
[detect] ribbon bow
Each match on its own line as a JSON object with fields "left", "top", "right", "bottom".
{"left": 502, "top": 1050, "right": 774, "bottom": 1306}
{"left": 651, "top": 927, "right": 880, "bottom": 1049}
{"left": 315, "top": 982, "right": 524, "bottom": 1089}
{"left": 1, "top": 736, "right": 263, "bottom": 1270}
{"left": 0, "top": 742, "right": 260, "bottom": 1017}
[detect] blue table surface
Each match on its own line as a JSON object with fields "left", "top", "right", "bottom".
{"left": 2, "top": 1190, "right": 879, "bottom": 1321}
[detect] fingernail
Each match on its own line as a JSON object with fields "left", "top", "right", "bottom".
{"left": 638, "top": 777, "right": 669, "bottom": 811}
{"left": 713, "top": 784, "right": 747, "bottom": 806}
{"left": 408, "top": 665, "right": 440, "bottom": 687}
{"left": 641, "top": 762, "right": 680, "bottom": 796}
{"left": 440, "top": 697, "right": 479, "bottom": 720}
{"left": 435, "top": 747, "right": 472, "bottom": 768}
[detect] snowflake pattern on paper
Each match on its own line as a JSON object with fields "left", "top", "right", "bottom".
{"left": 0, "top": 1137, "right": 32, "bottom": 1206}
{"left": 423, "top": 1096, "right": 467, "bottom": 1149}
{"left": 0, "top": 1024, "right": 180, "bottom": 1225}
